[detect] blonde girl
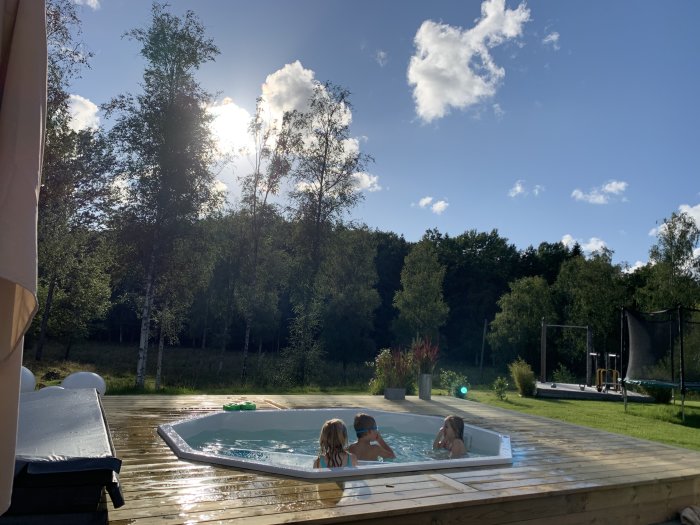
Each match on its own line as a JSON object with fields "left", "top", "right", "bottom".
{"left": 433, "top": 415, "right": 467, "bottom": 458}
{"left": 313, "top": 419, "right": 358, "bottom": 468}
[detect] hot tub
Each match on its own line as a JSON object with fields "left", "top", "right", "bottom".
{"left": 159, "top": 408, "right": 511, "bottom": 478}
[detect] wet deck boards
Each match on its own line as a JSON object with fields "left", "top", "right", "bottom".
{"left": 102, "top": 394, "right": 700, "bottom": 524}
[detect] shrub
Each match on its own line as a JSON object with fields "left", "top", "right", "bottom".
{"left": 438, "top": 369, "right": 469, "bottom": 398}
{"left": 640, "top": 385, "right": 673, "bottom": 404}
{"left": 508, "top": 357, "right": 537, "bottom": 397}
{"left": 492, "top": 376, "right": 509, "bottom": 401}
{"left": 552, "top": 363, "right": 576, "bottom": 384}
{"left": 368, "top": 348, "right": 416, "bottom": 395}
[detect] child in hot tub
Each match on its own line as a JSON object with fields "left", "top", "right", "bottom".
{"left": 433, "top": 415, "right": 467, "bottom": 458}
{"left": 313, "top": 419, "right": 358, "bottom": 468}
{"left": 348, "top": 413, "right": 395, "bottom": 461}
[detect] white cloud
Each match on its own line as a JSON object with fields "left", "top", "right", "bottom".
{"left": 74, "top": 0, "right": 100, "bottom": 9}
{"left": 561, "top": 234, "right": 607, "bottom": 255}
{"left": 623, "top": 260, "right": 647, "bottom": 274}
{"left": 68, "top": 94, "right": 99, "bottom": 131}
{"left": 353, "top": 172, "right": 382, "bottom": 192}
{"left": 376, "top": 50, "right": 388, "bottom": 67}
{"left": 561, "top": 234, "right": 575, "bottom": 247}
{"left": 407, "top": 0, "right": 531, "bottom": 122}
{"left": 508, "top": 179, "right": 543, "bottom": 198}
{"left": 508, "top": 180, "right": 525, "bottom": 197}
{"left": 419, "top": 196, "right": 433, "bottom": 208}
{"left": 582, "top": 237, "right": 607, "bottom": 253}
{"left": 571, "top": 180, "right": 628, "bottom": 204}
{"left": 260, "top": 61, "right": 316, "bottom": 125}
{"left": 431, "top": 200, "right": 449, "bottom": 214}
{"left": 542, "top": 31, "right": 560, "bottom": 50}
{"left": 679, "top": 203, "right": 700, "bottom": 225}
{"left": 493, "top": 103, "right": 505, "bottom": 119}
{"left": 602, "top": 180, "right": 628, "bottom": 194}
{"left": 649, "top": 202, "right": 700, "bottom": 238}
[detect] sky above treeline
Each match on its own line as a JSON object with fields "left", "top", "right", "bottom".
{"left": 68, "top": 0, "right": 700, "bottom": 269}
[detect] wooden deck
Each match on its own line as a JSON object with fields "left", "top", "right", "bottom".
{"left": 102, "top": 394, "right": 700, "bottom": 524}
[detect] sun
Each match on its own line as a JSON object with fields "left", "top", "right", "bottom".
{"left": 207, "top": 97, "right": 254, "bottom": 156}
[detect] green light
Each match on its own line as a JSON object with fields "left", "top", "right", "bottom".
{"left": 460, "top": 386, "right": 468, "bottom": 395}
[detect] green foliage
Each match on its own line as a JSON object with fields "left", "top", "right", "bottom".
{"left": 508, "top": 357, "right": 537, "bottom": 397}
{"left": 637, "top": 212, "right": 700, "bottom": 310}
{"left": 426, "top": 228, "right": 520, "bottom": 361}
{"left": 488, "top": 276, "right": 555, "bottom": 366}
{"left": 393, "top": 240, "right": 449, "bottom": 343}
{"left": 368, "top": 348, "right": 416, "bottom": 394}
{"left": 438, "top": 369, "right": 469, "bottom": 398}
{"left": 553, "top": 250, "right": 625, "bottom": 370}
{"left": 492, "top": 376, "right": 509, "bottom": 401}
{"left": 280, "top": 302, "right": 325, "bottom": 387}
{"left": 552, "top": 363, "right": 577, "bottom": 384}
{"left": 318, "top": 227, "right": 381, "bottom": 364}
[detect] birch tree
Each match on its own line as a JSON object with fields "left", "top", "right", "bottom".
{"left": 105, "top": 4, "right": 221, "bottom": 388}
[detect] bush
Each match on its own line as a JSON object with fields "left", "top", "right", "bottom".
{"left": 508, "top": 357, "right": 537, "bottom": 397}
{"left": 552, "top": 363, "right": 576, "bottom": 384}
{"left": 438, "top": 369, "right": 469, "bottom": 398}
{"left": 640, "top": 385, "right": 673, "bottom": 404}
{"left": 492, "top": 376, "right": 509, "bottom": 401}
{"left": 368, "top": 348, "right": 416, "bottom": 395}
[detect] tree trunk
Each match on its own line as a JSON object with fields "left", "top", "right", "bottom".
{"left": 136, "top": 249, "right": 156, "bottom": 389}
{"left": 34, "top": 277, "right": 56, "bottom": 361}
{"left": 201, "top": 296, "right": 208, "bottom": 349}
{"left": 63, "top": 335, "right": 72, "bottom": 361}
{"left": 241, "top": 315, "right": 251, "bottom": 382}
{"left": 217, "top": 320, "right": 228, "bottom": 376}
{"left": 155, "top": 325, "right": 164, "bottom": 390}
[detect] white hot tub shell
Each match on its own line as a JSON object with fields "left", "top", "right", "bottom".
{"left": 159, "top": 408, "right": 512, "bottom": 479}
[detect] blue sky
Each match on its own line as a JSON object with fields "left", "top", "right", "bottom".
{"left": 68, "top": 0, "right": 700, "bottom": 268}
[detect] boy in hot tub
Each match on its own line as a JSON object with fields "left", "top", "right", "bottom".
{"left": 348, "top": 413, "right": 396, "bottom": 461}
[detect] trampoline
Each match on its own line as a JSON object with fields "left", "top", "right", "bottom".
{"left": 622, "top": 306, "right": 700, "bottom": 420}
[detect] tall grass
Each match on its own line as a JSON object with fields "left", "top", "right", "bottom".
{"left": 22, "top": 341, "right": 374, "bottom": 394}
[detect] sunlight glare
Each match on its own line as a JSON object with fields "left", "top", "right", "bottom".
{"left": 208, "top": 97, "right": 254, "bottom": 156}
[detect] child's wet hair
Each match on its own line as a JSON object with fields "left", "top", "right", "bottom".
{"left": 445, "top": 415, "right": 464, "bottom": 440}
{"left": 319, "top": 419, "right": 348, "bottom": 467}
{"left": 353, "top": 413, "right": 377, "bottom": 438}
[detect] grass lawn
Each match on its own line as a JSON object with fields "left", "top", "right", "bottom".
{"left": 464, "top": 389, "right": 700, "bottom": 452}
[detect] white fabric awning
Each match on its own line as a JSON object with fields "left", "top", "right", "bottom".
{"left": 0, "top": 0, "right": 46, "bottom": 514}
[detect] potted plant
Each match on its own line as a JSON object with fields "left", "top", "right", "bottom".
{"left": 369, "top": 348, "right": 414, "bottom": 400}
{"left": 412, "top": 337, "right": 439, "bottom": 400}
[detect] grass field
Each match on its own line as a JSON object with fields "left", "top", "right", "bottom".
{"left": 22, "top": 340, "right": 700, "bottom": 451}
{"left": 466, "top": 389, "right": 700, "bottom": 451}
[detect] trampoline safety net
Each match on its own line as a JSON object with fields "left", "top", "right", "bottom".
{"left": 624, "top": 307, "right": 700, "bottom": 391}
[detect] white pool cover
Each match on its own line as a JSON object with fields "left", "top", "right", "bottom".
{"left": 159, "top": 408, "right": 511, "bottom": 479}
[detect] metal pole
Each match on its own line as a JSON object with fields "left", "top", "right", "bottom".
{"left": 678, "top": 305, "right": 686, "bottom": 423}
{"left": 586, "top": 326, "right": 591, "bottom": 386}
{"left": 479, "top": 319, "right": 487, "bottom": 383}
{"left": 540, "top": 317, "right": 546, "bottom": 383}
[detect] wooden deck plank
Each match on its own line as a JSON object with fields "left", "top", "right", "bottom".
{"left": 103, "top": 394, "right": 700, "bottom": 524}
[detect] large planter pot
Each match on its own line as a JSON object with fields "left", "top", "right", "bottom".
{"left": 418, "top": 373, "right": 432, "bottom": 400}
{"left": 384, "top": 387, "right": 406, "bottom": 400}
